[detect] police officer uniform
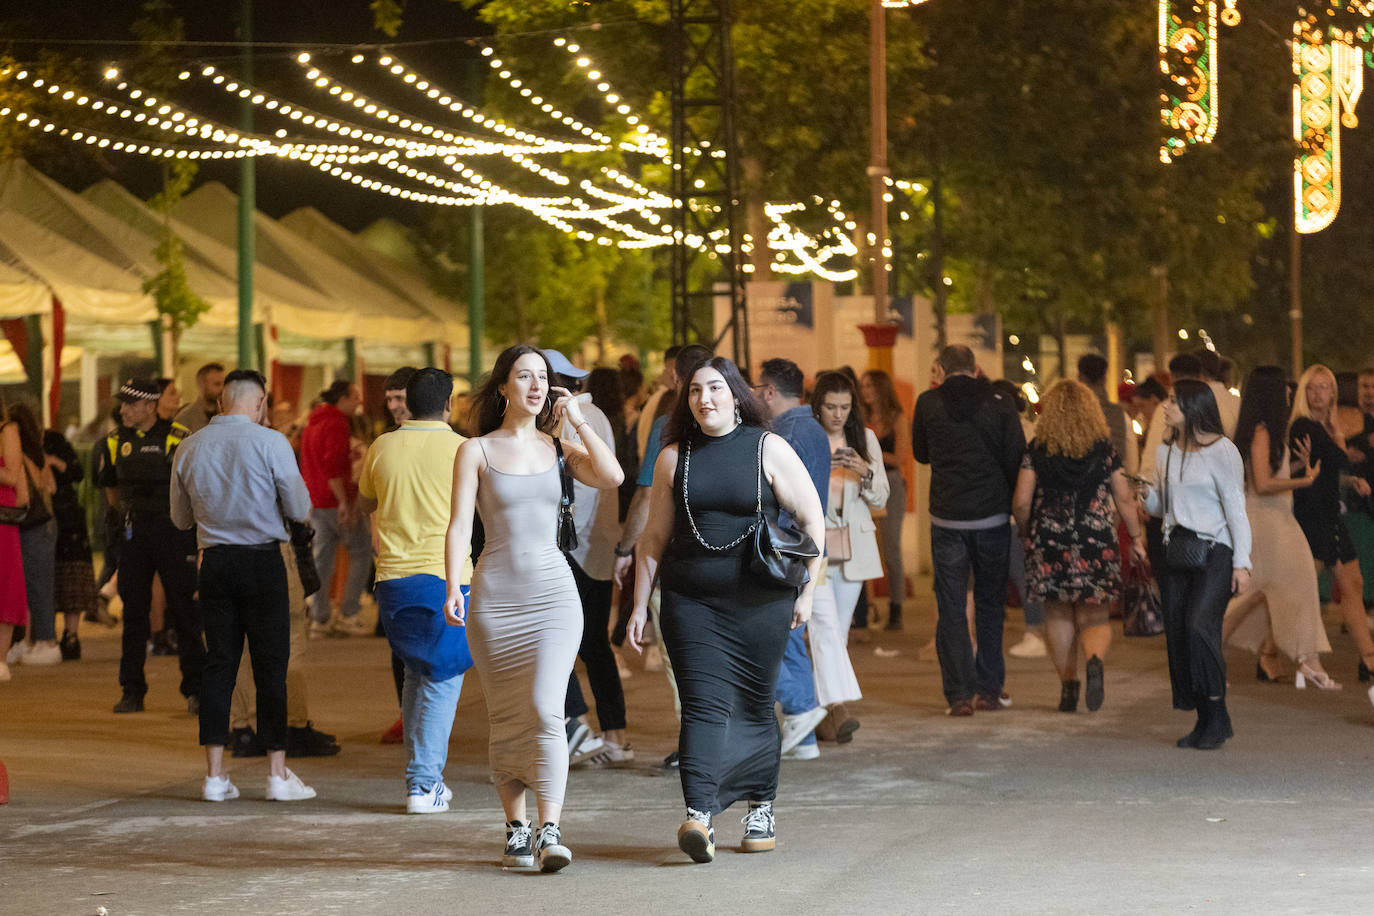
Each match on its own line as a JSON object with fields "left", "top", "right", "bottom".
{"left": 99, "top": 378, "right": 205, "bottom": 713}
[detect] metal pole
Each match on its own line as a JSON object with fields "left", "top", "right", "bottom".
{"left": 1290, "top": 220, "right": 1303, "bottom": 377}
{"left": 236, "top": 0, "right": 255, "bottom": 370}
{"left": 23, "top": 314, "right": 43, "bottom": 404}
{"left": 868, "top": 0, "right": 890, "bottom": 326}
{"left": 469, "top": 205, "right": 485, "bottom": 384}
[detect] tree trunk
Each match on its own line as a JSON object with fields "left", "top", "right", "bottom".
{"left": 742, "top": 157, "right": 771, "bottom": 281}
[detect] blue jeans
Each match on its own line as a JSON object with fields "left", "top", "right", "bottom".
{"left": 774, "top": 626, "right": 819, "bottom": 747}
{"left": 308, "top": 507, "right": 372, "bottom": 622}
{"left": 19, "top": 519, "right": 57, "bottom": 642}
{"left": 931, "top": 524, "right": 1010, "bottom": 705}
{"left": 402, "top": 667, "right": 465, "bottom": 791}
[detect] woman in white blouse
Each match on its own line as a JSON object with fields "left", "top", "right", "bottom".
{"left": 1143, "top": 379, "right": 1251, "bottom": 751}
{"left": 808, "top": 372, "right": 889, "bottom": 742}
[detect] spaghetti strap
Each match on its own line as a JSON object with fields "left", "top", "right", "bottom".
{"left": 476, "top": 438, "right": 489, "bottom": 468}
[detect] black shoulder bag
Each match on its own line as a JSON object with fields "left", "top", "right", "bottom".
{"left": 1163, "top": 446, "right": 1212, "bottom": 570}
{"left": 682, "top": 431, "right": 818, "bottom": 590}
{"left": 554, "top": 437, "right": 578, "bottom": 553}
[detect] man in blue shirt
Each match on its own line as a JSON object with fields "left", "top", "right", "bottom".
{"left": 756, "top": 358, "right": 831, "bottom": 760}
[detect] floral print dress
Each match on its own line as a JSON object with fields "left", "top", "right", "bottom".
{"left": 1023, "top": 440, "right": 1122, "bottom": 605}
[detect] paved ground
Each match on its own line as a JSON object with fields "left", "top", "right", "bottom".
{"left": 4, "top": 581, "right": 1374, "bottom": 916}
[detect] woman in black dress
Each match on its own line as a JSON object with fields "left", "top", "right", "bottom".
{"left": 44, "top": 427, "right": 98, "bottom": 659}
{"left": 1289, "top": 364, "right": 1374, "bottom": 691}
{"left": 627, "top": 356, "right": 824, "bottom": 864}
{"left": 1012, "top": 381, "right": 1145, "bottom": 713}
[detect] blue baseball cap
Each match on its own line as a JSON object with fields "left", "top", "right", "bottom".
{"left": 542, "top": 348, "right": 589, "bottom": 380}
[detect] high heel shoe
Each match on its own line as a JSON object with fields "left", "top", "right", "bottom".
{"left": 1295, "top": 660, "right": 1342, "bottom": 691}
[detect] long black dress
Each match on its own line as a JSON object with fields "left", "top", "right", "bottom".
{"left": 1289, "top": 417, "right": 1356, "bottom": 566}
{"left": 660, "top": 424, "right": 795, "bottom": 815}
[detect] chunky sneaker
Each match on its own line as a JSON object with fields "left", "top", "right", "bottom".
{"left": 202, "top": 774, "right": 240, "bottom": 802}
{"left": 740, "top": 800, "right": 776, "bottom": 853}
{"left": 23, "top": 641, "right": 61, "bottom": 666}
{"left": 564, "top": 717, "right": 591, "bottom": 757}
{"left": 112, "top": 693, "right": 145, "bottom": 714}
{"left": 6, "top": 641, "right": 28, "bottom": 665}
{"left": 780, "top": 706, "right": 828, "bottom": 755}
{"left": 535, "top": 822, "right": 572, "bottom": 873}
{"left": 781, "top": 741, "right": 819, "bottom": 760}
{"left": 266, "top": 768, "right": 317, "bottom": 801}
{"left": 503, "top": 820, "right": 535, "bottom": 868}
{"left": 332, "top": 615, "right": 372, "bottom": 637}
{"left": 677, "top": 808, "right": 715, "bottom": 863}
{"left": 573, "top": 739, "right": 635, "bottom": 767}
{"left": 406, "top": 781, "right": 452, "bottom": 815}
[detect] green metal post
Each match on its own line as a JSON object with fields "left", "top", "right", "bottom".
{"left": 469, "top": 206, "right": 485, "bottom": 384}
{"left": 149, "top": 319, "right": 164, "bottom": 377}
{"left": 236, "top": 0, "right": 255, "bottom": 369}
{"left": 23, "top": 314, "right": 43, "bottom": 403}
{"left": 423, "top": 341, "right": 436, "bottom": 368}
{"left": 344, "top": 338, "right": 357, "bottom": 382}
{"left": 254, "top": 322, "right": 266, "bottom": 373}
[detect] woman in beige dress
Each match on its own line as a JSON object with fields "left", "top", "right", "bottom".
{"left": 1222, "top": 366, "right": 1337, "bottom": 688}
{"left": 443, "top": 345, "right": 623, "bottom": 873}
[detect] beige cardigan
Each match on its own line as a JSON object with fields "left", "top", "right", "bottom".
{"left": 825, "top": 427, "right": 890, "bottom": 582}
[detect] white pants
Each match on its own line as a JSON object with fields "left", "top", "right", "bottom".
{"left": 809, "top": 570, "right": 865, "bottom": 707}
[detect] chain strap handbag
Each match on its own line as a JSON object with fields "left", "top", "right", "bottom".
{"left": 683, "top": 430, "right": 818, "bottom": 590}
{"left": 554, "top": 437, "right": 578, "bottom": 553}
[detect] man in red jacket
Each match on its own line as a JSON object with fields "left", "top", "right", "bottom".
{"left": 300, "top": 380, "right": 370, "bottom": 636}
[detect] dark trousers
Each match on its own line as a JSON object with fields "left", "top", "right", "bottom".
{"left": 563, "top": 559, "right": 627, "bottom": 731}
{"left": 930, "top": 524, "right": 1010, "bottom": 705}
{"left": 1159, "top": 542, "right": 1234, "bottom": 710}
{"left": 118, "top": 516, "right": 205, "bottom": 698}
{"left": 199, "top": 545, "right": 290, "bottom": 749}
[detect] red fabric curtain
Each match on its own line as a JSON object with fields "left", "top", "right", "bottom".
{"left": 1, "top": 318, "right": 28, "bottom": 364}
{"left": 48, "top": 298, "right": 65, "bottom": 426}
{"left": 272, "top": 363, "right": 304, "bottom": 414}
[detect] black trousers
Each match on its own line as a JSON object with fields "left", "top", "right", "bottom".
{"left": 1159, "top": 542, "right": 1234, "bottom": 710}
{"left": 563, "top": 558, "right": 627, "bottom": 731}
{"left": 199, "top": 545, "right": 290, "bottom": 749}
{"left": 118, "top": 516, "right": 205, "bottom": 698}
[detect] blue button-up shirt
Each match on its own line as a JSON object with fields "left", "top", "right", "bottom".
{"left": 171, "top": 414, "right": 311, "bottom": 549}
{"left": 771, "top": 404, "right": 830, "bottom": 518}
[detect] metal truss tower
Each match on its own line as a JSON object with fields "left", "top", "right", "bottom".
{"left": 669, "top": 0, "right": 749, "bottom": 372}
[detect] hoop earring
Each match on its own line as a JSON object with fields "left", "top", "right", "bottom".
{"left": 499, "top": 395, "right": 508, "bottom": 417}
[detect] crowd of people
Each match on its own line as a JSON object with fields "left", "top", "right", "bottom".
{"left": 5, "top": 338, "right": 1374, "bottom": 871}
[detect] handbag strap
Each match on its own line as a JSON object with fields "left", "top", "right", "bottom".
{"left": 682, "top": 429, "right": 764, "bottom": 551}
{"left": 553, "top": 437, "right": 574, "bottom": 511}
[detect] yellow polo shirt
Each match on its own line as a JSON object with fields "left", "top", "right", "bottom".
{"left": 357, "top": 420, "right": 472, "bottom": 583}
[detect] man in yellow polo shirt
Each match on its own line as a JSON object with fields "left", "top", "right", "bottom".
{"left": 357, "top": 367, "right": 473, "bottom": 814}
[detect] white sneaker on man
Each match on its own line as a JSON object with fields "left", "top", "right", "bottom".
{"left": 406, "top": 781, "right": 453, "bottom": 814}
{"left": 782, "top": 742, "right": 820, "bottom": 761}
{"left": 1008, "top": 631, "right": 1047, "bottom": 659}
{"left": 22, "top": 642, "right": 62, "bottom": 666}
{"left": 332, "top": 615, "right": 372, "bottom": 637}
{"left": 202, "top": 774, "right": 240, "bottom": 802}
{"left": 266, "top": 768, "right": 316, "bottom": 801}
{"left": 780, "top": 706, "right": 828, "bottom": 755}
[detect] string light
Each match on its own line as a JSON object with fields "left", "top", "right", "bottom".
{"left": 763, "top": 202, "right": 859, "bottom": 282}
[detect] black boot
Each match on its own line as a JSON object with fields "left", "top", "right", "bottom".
{"left": 1058, "top": 680, "right": 1080, "bottom": 713}
{"left": 1194, "top": 698, "right": 1233, "bottom": 750}
{"left": 1177, "top": 704, "right": 1207, "bottom": 748}
{"left": 885, "top": 602, "right": 903, "bottom": 632}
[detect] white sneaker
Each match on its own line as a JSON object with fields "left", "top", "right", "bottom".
{"left": 308, "top": 620, "right": 333, "bottom": 640}
{"left": 6, "top": 641, "right": 28, "bottom": 665}
{"left": 569, "top": 734, "right": 606, "bottom": 765}
{"left": 22, "top": 642, "right": 62, "bottom": 666}
{"left": 203, "top": 774, "right": 240, "bottom": 802}
{"left": 1008, "top": 631, "right": 1047, "bottom": 659}
{"left": 266, "top": 768, "right": 317, "bottom": 801}
{"left": 332, "top": 616, "right": 372, "bottom": 637}
{"left": 406, "top": 781, "right": 453, "bottom": 814}
{"left": 782, "top": 742, "right": 820, "bottom": 760}
{"left": 572, "top": 739, "right": 635, "bottom": 767}
{"left": 780, "top": 706, "right": 829, "bottom": 754}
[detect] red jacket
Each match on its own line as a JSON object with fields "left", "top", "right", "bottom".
{"left": 300, "top": 403, "right": 354, "bottom": 508}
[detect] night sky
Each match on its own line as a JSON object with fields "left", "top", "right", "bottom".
{"left": 0, "top": 0, "right": 492, "bottom": 231}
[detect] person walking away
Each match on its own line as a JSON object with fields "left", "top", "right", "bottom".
{"left": 993, "top": 379, "right": 1048, "bottom": 660}
{"left": 358, "top": 368, "right": 473, "bottom": 812}
{"left": 1012, "top": 381, "right": 1146, "bottom": 713}
{"left": 1077, "top": 354, "right": 1138, "bottom": 474}
{"left": 627, "top": 356, "right": 825, "bottom": 864}
{"left": 98, "top": 379, "right": 205, "bottom": 714}
{"left": 170, "top": 369, "right": 316, "bottom": 801}
{"left": 301, "top": 380, "right": 371, "bottom": 637}
{"left": 43, "top": 423, "right": 99, "bottom": 660}
{"left": 755, "top": 358, "right": 830, "bottom": 760}
{"left": 3, "top": 403, "right": 59, "bottom": 667}
{"left": 1142, "top": 380, "right": 1251, "bottom": 749}
{"left": 912, "top": 346, "right": 1026, "bottom": 716}
{"left": 442, "top": 345, "right": 623, "bottom": 873}
{"left": 860, "top": 369, "right": 910, "bottom": 631}
{"left": 375, "top": 366, "right": 418, "bottom": 742}
{"left": 1222, "top": 366, "right": 1336, "bottom": 689}
{"left": 810, "top": 371, "right": 888, "bottom": 740}
{"left": 0, "top": 410, "right": 30, "bottom": 683}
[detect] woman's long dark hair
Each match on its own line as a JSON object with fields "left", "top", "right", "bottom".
{"left": 1235, "top": 365, "right": 1289, "bottom": 474}
{"left": 664, "top": 356, "right": 769, "bottom": 445}
{"left": 471, "top": 344, "right": 557, "bottom": 436}
{"left": 1172, "top": 379, "right": 1225, "bottom": 449}
{"left": 6, "top": 401, "right": 44, "bottom": 463}
{"left": 586, "top": 367, "right": 625, "bottom": 426}
{"left": 811, "top": 371, "right": 870, "bottom": 462}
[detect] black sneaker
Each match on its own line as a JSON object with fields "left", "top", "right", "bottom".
{"left": 740, "top": 800, "right": 776, "bottom": 853}
{"left": 229, "top": 727, "right": 266, "bottom": 758}
{"left": 59, "top": 632, "right": 81, "bottom": 661}
{"left": 287, "top": 724, "right": 341, "bottom": 758}
{"left": 677, "top": 808, "right": 715, "bottom": 863}
{"left": 652, "top": 750, "right": 680, "bottom": 777}
{"left": 535, "top": 822, "right": 572, "bottom": 873}
{"left": 112, "top": 693, "right": 145, "bottom": 714}
{"left": 502, "top": 820, "right": 534, "bottom": 868}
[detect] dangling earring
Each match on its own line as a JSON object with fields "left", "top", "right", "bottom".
{"left": 499, "top": 395, "right": 508, "bottom": 417}
{"left": 734, "top": 405, "right": 742, "bottom": 426}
